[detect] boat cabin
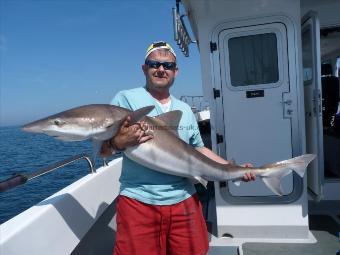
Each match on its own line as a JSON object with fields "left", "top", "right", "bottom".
{"left": 174, "top": 0, "right": 340, "bottom": 249}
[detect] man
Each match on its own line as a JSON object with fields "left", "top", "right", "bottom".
{"left": 101, "top": 41, "right": 255, "bottom": 255}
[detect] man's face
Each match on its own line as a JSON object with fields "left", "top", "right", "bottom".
{"left": 142, "top": 50, "right": 178, "bottom": 91}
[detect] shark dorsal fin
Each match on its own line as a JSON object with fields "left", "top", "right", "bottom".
{"left": 154, "top": 110, "right": 183, "bottom": 132}
{"left": 129, "top": 105, "right": 155, "bottom": 123}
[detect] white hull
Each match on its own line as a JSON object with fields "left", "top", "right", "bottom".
{"left": 0, "top": 158, "right": 122, "bottom": 255}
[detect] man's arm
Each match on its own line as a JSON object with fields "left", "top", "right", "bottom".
{"left": 196, "top": 147, "right": 230, "bottom": 164}
{"left": 195, "top": 146, "right": 256, "bottom": 181}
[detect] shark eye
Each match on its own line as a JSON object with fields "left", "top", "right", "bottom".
{"left": 53, "top": 119, "right": 64, "bottom": 126}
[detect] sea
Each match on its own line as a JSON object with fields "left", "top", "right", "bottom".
{"left": 0, "top": 126, "right": 105, "bottom": 224}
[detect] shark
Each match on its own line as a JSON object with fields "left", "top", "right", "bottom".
{"left": 22, "top": 104, "right": 316, "bottom": 195}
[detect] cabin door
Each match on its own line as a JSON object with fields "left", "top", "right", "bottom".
{"left": 218, "top": 22, "right": 295, "bottom": 196}
{"left": 301, "top": 11, "right": 324, "bottom": 201}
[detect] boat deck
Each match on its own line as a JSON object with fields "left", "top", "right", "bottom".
{"left": 196, "top": 183, "right": 340, "bottom": 255}
{"left": 242, "top": 215, "right": 339, "bottom": 255}
{"left": 72, "top": 202, "right": 340, "bottom": 255}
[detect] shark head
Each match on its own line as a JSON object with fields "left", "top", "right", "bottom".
{"left": 22, "top": 114, "right": 96, "bottom": 141}
{"left": 22, "top": 104, "right": 155, "bottom": 142}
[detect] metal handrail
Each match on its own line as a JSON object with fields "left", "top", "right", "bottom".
{"left": 29, "top": 153, "right": 95, "bottom": 181}
{"left": 0, "top": 153, "right": 95, "bottom": 192}
{"left": 180, "top": 95, "right": 210, "bottom": 113}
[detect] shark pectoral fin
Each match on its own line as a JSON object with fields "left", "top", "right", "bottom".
{"left": 261, "top": 177, "right": 283, "bottom": 196}
{"left": 100, "top": 124, "right": 119, "bottom": 140}
{"left": 233, "top": 180, "right": 241, "bottom": 186}
{"left": 193, "top": 176, "right": 208, "bottom": 189}
{"left": 91, "top": 139, "right": 104, "bottom": 166}
{"left": 129, "top": 106, "right": 155, "bottom": 123}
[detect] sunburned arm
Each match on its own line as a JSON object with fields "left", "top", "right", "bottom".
{"left": 195, "top": 146, "right": 230, "bottom": 164}
{"left": 195, "top": 146, "right": 256, "bottom": 181}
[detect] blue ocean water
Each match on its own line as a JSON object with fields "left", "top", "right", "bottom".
{"left": 0, "top": 126, "right": 103, "bottom": 224}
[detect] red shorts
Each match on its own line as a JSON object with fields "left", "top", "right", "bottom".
{"left": 113, "top": 194, "right": 209, "bottom": 255}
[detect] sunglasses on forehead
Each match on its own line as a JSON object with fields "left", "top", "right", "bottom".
{"left": 145, "top": 60, "right": 177, "bottom": 70}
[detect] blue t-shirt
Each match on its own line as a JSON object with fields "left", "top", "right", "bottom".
{"left": 111, "top": 87, "right": 204, "bottom": 205}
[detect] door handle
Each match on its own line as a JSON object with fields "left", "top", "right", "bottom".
{"left": 282, "top": 93, "right": 293, "bottom": 119}
{"left": 281, "top": 99, "right": 292, "bottom": 105}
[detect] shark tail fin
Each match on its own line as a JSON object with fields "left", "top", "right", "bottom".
{"left": 261, "top": 169, "right": 290, "bottom": 196}
{"left": 275, "top": 154, "right": 316, "bottom": 178}
{"left": 129, "top": 106, "right": 155, "bottom": 123}
{"left": 260, "top": 154, "right": 316, "bottom": 195}
{"left": 292, "top": 154, "right": 316, "bottom": 177}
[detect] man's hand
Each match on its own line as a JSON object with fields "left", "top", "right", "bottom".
{"left": 100, "top": 116, "right": 153, "bottom": 157}
{"left": 241, "top": 163, "right": 256, "bottom": 182}
{"left": 114, "top": 116, "right": 153, "bottom": 149}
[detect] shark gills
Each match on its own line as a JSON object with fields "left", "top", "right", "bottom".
{"left": 22, "top": 105, "right": 316, "bottom": 195}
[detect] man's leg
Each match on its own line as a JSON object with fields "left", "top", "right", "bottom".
{"left": 167, "top": 194, "right": 209, "bottom": 255}
{"left": 113, "top": 195, "right": 166, "bottom": 255}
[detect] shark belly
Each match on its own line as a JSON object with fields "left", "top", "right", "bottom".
{"left": 124, "top": 142, "right": 204, "bottom": 179}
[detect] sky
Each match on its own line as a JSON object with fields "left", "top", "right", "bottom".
{"left": 0, "top": 0, "right": 203, "bottom": 126}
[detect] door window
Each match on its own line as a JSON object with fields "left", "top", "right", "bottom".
{"left": 302, "top": 28, "right": 313, "bottom": 85}
{"left": 228, "top": 33, "right": 279, "bottom": 86}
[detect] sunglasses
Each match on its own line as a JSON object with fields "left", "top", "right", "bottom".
{"left": 145, "top": 60, "right": 177, "bottom": 70}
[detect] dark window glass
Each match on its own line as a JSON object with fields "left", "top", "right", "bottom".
{"left": 228, "top": 33, "right": 279, "bottom": 86}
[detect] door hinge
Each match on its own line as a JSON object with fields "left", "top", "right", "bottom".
{"left": 213, "top": 88, "right": 220, "bottom": 99}
{"left": 216, "top": 134, "right": 224, "bottom": 144}
{"left": 210, "top": 41, "right": 217, "bottom": 52}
